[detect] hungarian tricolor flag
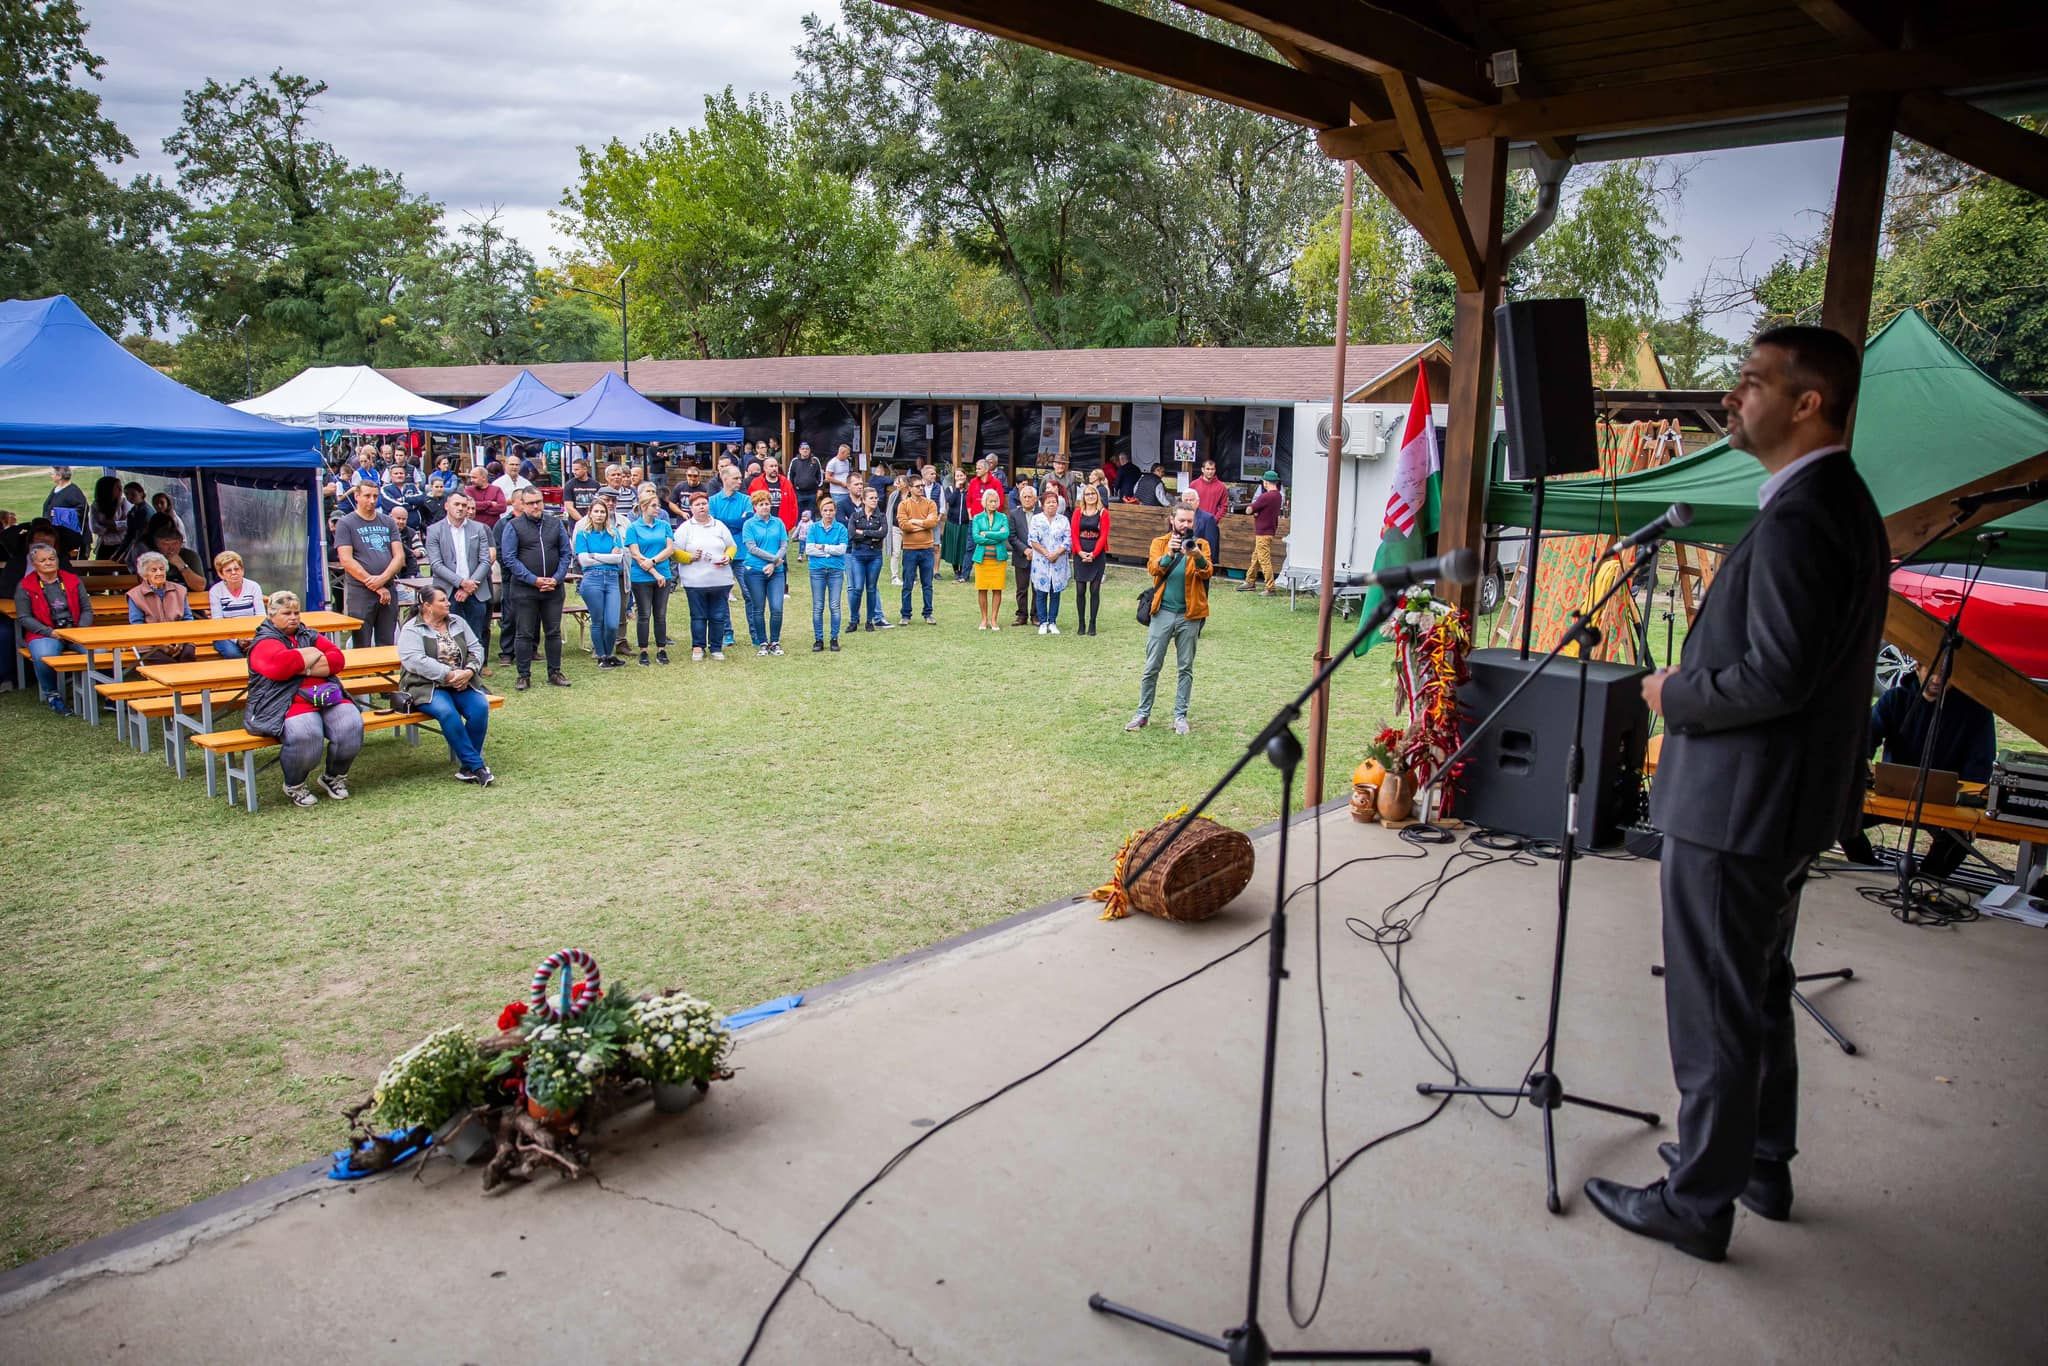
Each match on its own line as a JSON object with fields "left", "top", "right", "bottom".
{"left": 1358, "top": 367, "right": 1441, "bottom": 651}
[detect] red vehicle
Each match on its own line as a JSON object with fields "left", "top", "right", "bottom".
{"left": 1889, "top": 563, "right": 2048, "bottom": 683}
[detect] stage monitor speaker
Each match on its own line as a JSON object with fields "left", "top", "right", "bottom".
{"left": 1496, "top": 298, "right": 1599, "bottom": 481}
{"left": 1455, "top": 647, "right": 1650, "bottom": 847}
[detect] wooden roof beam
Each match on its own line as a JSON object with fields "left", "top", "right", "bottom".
{"left": 1176, "top": 0, "right": 1494, "bottom": 105}
{"left": 1885, "top": 448, "right": 2048, "bottom": 559}
{"left": 1380, "top": 72, "right": 1482, "bottom": 290}
{"left": 1896, "top": 91, "right": 2048, "bottom": 201}
{"left": 1314, "top": 28, "right": 2048, "bottom": 156}
{"left": 881, "top": 0, "right": 1352, "bottom": 128}
{"left": 1795, "top": 0, "right": 1908, "bottom": 49}
{"left": 1264, "top": 34, "right": 1394, "bottom": 124}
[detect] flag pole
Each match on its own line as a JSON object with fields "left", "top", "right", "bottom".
{"left": 1306, "top": 160, "right": 1355, "bottom": 808}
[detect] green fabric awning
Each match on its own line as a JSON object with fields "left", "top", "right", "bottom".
{"left": 1485, "top": 309, "right": 2048, "bottom": 567}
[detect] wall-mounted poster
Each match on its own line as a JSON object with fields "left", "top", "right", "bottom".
{"left": 1131, "top": 402, "right": 1163, "bottom": 470}
{"left": 958, "top": 402, "right": 979, "bottom": 459}
{"left": 1172, "top": 438, "right": 1198, "bottom": 466}
{"left": 1241, "top": 405, "right": 1279, "bottom": 481}
{"left": 1038, "top": 404, "right": 1065, "bottom": 454}
{"left": 872, "top": 399, "right": 902, "bottom": 466}
{"left": 1081, "top": 402, "right": 1122, "bottom": 436}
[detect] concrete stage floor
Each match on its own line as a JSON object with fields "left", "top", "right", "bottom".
{"left": 4, "top": 813, "right": 2044, "bottom": 1364}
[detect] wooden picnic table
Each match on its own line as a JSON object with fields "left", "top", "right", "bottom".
{"left": 71, "top": 558, "right": 127, "bottom": 573}
{"left": 52, "top": 612, "right": 357, "bottom": 729}
{"left": 141, "top": 646, "right": 399, "bottom": 795}
{"left": 4, "top": 595, "right": 209, "bottom": 621}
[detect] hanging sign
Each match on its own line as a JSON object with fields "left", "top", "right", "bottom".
{"left": 872, "top": 399, "right": 902, "bottom": 464}
{"left": 1038, "top": 404, "right": 1065, "bottom": 454}
{"left": 1241, "top": 406, "right": 1279, "bottom": 481}
{"left": 1081, "top": 403, "right": 1123, "bottom": 436}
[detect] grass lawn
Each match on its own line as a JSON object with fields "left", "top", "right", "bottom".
{"left": 1, "top": 560, "right": 1420, "bottom": 1269}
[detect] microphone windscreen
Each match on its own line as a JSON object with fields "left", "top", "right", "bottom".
{"left": 1436, "top": 547, "right": 1480, "bottom": 585}
{"left": 1667, "top": 502, "right": 1694, "bottom": 529}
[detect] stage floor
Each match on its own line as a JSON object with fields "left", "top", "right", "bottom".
{"left": 4, "top": 814, "right": 2045, "bottom": 1363}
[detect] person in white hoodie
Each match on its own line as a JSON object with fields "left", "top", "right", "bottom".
{"left": 671, "top": 489, "right": 738, "bottom": 662}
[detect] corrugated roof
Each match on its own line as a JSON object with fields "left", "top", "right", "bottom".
{"left": 378, "top": 342, "right": 1444, "bottom": 407}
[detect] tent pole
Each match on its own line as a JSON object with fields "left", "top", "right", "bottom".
{"left": 1306, "top": 161, "right": 1355, "bottom": 809}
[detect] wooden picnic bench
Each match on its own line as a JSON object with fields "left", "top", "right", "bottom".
{"left": 138, "top": 646, "right": 398, "bottom": 794}
{"left": 43, "top": 612, "right": 357, "bottom": 727}
{"left": 195, "top": 692, "right": 507, "bottom": 812}
{"left": 3, "top": 594, "right": 211, "bottom": 622}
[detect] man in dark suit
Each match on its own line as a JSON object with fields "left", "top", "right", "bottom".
{"left": 1585, "top": 326, "right": 1890, "bottom": 1262}
{"left": 1178, "top": 487, "right": 1221, "bottom": 564}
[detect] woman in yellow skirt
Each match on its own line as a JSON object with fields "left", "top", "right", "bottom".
{"left": 970, "top": 487, "right": 1011, "bottom": 630}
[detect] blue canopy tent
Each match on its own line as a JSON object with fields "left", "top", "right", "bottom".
{"left": 0, "top": 296, "right": 328, "bottom": 602}
{"left": 480, "top": 372, "right": 743, "bottom": 446}
{"left": 409, "top": 369, "right": 567, "bottom": 435}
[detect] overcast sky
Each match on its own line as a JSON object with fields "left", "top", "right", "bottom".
{"left": 81, "top": 0, "right": 1843, "bottom": 341}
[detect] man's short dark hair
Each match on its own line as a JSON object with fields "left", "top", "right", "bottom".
{"left": 1753, "top": 324, "right": 1861, "bottom": 428}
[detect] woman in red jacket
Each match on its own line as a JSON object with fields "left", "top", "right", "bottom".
{"left": 1070, "top": 481, "right": 1111, "bottom": 636}
{"left": 247, "top": 590, "right": 363, "bottom": 807}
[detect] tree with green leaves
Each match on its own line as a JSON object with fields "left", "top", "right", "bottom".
{"left": 1651, "top": 296, "right": 1738, "bottom": 389}
{"left": 560, "top": 89, "right": 896, "bottom": 359}
{"left": 165, "top": 70, "right": 444, "bottom": 395}
{"left": 0, "top": 0, "right": 179, "bottom": 332}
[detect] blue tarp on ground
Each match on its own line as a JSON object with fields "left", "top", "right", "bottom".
{"left": 409, "top": 369, "right": 568, "bottom": 435}
{"left": 479, "top": 372, "right": 744, "bottom": 445}
{"left": 0, "top": 296, "right": 322, "bottom": 471}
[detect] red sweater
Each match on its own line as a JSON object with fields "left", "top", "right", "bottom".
{"left": 249, "top": 632, "right": 347, "bottom": 720}
{"left": 468, "top": 483, "right": 507, "bottom": 528}
{"left": 746, "top": 476, "right": 799, "bottom": 531}
{"left": 1071, "top": 506, "right": 1111, "bottom": 560}
{"left": 965, "top": 474, "right": 1006, "bottom": 516}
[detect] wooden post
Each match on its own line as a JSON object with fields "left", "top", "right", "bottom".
{"left": 950, "top": 403, "right": 962, "bottom": 473}
{"left": 1823, "top": 93, "right": 1897, "bottom": 354}
{"left": 1439, "top": 136, "right": 1509, "bottom": 624}
{"left": 1057, "top": 406, "right": 1070, "bottom": 459}
{"left": 779, "top": 401, "right": 793, "bottom": 462}
{"left": 860, "top": 402, "right": 873, "bottom": 457}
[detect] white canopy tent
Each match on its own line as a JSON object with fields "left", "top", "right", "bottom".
{"left": 232, "top": 365, "right": 453, "bottom": 430}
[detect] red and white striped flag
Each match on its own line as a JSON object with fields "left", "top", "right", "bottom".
{"left": 1384, "top": 368, "right": 1436, "bottom": 536}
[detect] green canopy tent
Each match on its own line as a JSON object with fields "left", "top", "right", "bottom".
{"left": 1486, "top": 309, "right": 2048, "bottom": 567}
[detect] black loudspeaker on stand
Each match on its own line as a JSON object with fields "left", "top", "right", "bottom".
{"left": 1415, "top": 542, "right": 1664, "bottom": 1214}
{"left": 1087, "top": 555, "right": 1483, "bottom": 1366}
{"left": 1497, "top": 298, "right": 1601, "bottom": 660}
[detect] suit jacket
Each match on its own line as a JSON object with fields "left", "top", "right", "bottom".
{"left": 1650, "top": 451, "right": 1889, "bottom": 858}
{"left": 425, "top": 518, "right": 494, "bottom": 603}
{"left": 1191, "top": 509, "right": 1221, "bottom": 563}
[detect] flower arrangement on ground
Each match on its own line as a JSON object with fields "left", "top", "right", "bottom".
{"left": 338, "top": 949, "right": 735, "bottom": 1191}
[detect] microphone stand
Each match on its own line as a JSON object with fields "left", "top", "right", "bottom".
{"left": 1089, "top": 591, "right": 1431, "bottom": 1365}
{"left": 1411, "top": 542, "right": 1663, "bottom": 1214}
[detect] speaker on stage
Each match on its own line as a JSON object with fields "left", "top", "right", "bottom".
{"left": 1455, "top": 647, "right": 1650, "bottom": 847}
{"left": 1496, "top": 298, "right": 1599, "bottom": 481}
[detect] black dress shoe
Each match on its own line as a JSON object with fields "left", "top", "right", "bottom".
{"left": 1583, "top": 1178, "right": 1731, "bottom": 1262}
{"left": 546, "top": 672, "right": 572, "bottom": 688}
{"left": 1657, "top": 1142, "right": 1793, "bottom": 1220}
{"left": 514, "top": 676, "right": 531, "bottom": 692}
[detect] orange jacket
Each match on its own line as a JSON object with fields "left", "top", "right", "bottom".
{"left": 1146, "top": 532, "right": 1212, "bottom": 621}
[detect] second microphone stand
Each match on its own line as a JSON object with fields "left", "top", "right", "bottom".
{"left": 1414, "top": 542, "right": 1662, "bottom": 1214}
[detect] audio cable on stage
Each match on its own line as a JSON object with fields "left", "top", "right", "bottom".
{"left": 736, "top": 837, "right": 1426, "bottom": 1365}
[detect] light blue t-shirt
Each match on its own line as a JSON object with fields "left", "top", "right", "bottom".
{"left": 804, "top": 519, "right": 849, "bottom": 562}
{"left": 623, "top": 516, "right": 674, "bottom": 584}
{"left": 741, "top": 513, "right": 788, "bottom": 573}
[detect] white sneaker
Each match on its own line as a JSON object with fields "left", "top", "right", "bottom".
{"left": 1049, "top": 623, "right": 1060, "bottom": 635}
{"left": 283, "top": 783, "right": 318, "bottom": 807}
{"left": 1038, "top": 622, "right": 1048, "bottom": 635}
{"left": 710, "top": 651, "right": 726, "bottom": 661}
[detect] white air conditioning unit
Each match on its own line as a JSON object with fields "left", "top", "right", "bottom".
{"left": 1304, "top": 403, "right": 1382, "bottom": 459}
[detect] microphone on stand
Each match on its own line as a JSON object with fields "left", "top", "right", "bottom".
{"left": 1328, "top": 547, "right": 1480, "bottom": 590}
{"left": 1602, "top": 503, "right": 1693, "bottom": 558}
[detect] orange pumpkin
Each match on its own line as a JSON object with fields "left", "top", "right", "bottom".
{"left": 1354, "top": 758, "right": 1386, "bottom": 789}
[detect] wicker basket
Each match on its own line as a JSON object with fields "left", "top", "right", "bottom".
{"left": 1124, "top": 817, "right": 1256, "bottom": 921}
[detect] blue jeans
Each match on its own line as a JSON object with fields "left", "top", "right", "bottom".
{"left": 579, "top": 571, "right": 621, "bottom": 657}
{"left": 810, "top": 564, "right": 844, "bottom": 641}
{"left": 27, "top": 635, "right": 73, "bottom": 700}
{"left": 685, "top": 584, "right": 731, "bottom": 651}
{"left": 214, "top": 638, "right": 245, "bottom": 660}
{"left": 742, "top": 565, "right": 785, "bottom": 644}
{"left": 848, "top": 548, "right": 884, "bottom": 624}
{"left": 900, "top": 548, "right": 935, "bottom": 620}
{"left": 417, "top": 686, "right": 490, "bottom": 772}
{"left": 1034, "top": 586, "right": 1063, "bottom": 625}
{"left": 733, "top": 565, "right": 758, "bottom": 644}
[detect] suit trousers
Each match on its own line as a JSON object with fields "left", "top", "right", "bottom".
{"left": 1660, "top": 835, "right": 1805, "bottom": 1223}
{"left": 507, "top": 582, "right": 564, "bottom": 679}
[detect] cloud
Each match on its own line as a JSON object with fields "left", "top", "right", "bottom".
{"left": 81, "top": 0, "right": 838, "bottom": 262}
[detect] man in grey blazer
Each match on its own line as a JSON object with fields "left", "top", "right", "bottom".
{"left": 1585, "top": 326, "right": 1889, "bottom": 1261}
{"left": 426, "top": 491, "right": 496, "bottom": 664}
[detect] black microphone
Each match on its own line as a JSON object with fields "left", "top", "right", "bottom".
{"left": 1329, "top": 547, "right": 1480, "bottom": 590}
{"left": 1953, "top": 478, "right": 2048, "bottom": 513}
{"left": 1603, "top": 503, "right": 1693, "bottom": 558}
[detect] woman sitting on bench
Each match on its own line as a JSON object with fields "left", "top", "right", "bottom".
{"left": 247, "top": 590, "right": 362, "bottom": 808}
{"left": 396, "top": 586, "right": 495, "bottom": 787}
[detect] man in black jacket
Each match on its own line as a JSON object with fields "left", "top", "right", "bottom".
{"left": 1008, "top": 482, "right": 1038, "bottom": 627}
{"left": 787, "top": 441, "right": 824, "bottom": 514}
{"left": 497, "top": 487, "right": 574, "bottom": 691}
{"left": 1585, "top": 326, "right": 1889, "bottom": 1262}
